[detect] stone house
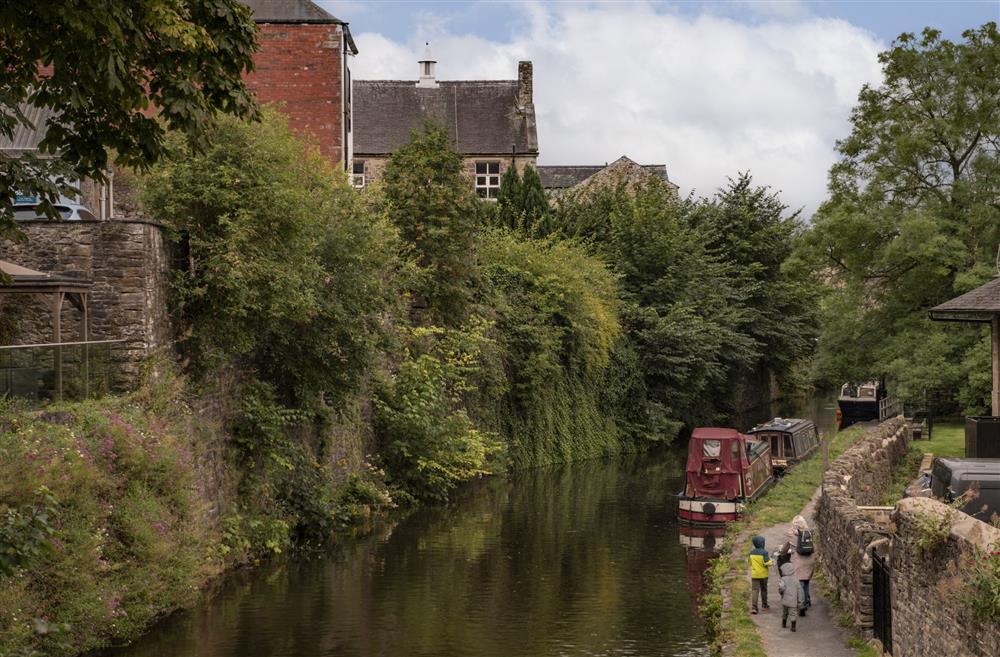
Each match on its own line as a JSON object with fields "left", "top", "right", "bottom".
{"left": 243, "top": 0, "right": 358, "bottom": 170}
{"left": 538, "top": 155, "right": 679, "bottom": 199}
{"left": 352, "top": 48, "right": 538, "bottom": 197}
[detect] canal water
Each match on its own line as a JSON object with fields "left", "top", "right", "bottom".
{"left": 103, "top": 395, "right": 837, "bottom": 657}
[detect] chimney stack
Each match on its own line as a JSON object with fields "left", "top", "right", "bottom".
{"left": 417, "top": 42, "right": 438, "bottom": 88}
{"left": 517, "top": 61, "right": 533, "bottom": 108}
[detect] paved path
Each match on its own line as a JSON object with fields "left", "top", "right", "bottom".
{"left": 747, "top": 489, "right": 858, "bottom": 657}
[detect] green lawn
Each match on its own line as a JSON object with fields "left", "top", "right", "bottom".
{"left": 882, "top": 421, "right": 965, "bottom": 505}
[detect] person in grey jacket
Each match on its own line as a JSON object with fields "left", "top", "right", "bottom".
{"left": 778, "top": 514, "right": 816, "bottom": 614}
{"left": 778, "top": 562, "right": 804, "bottom": 631}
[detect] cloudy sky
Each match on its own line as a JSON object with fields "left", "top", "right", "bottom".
{"left": 321, "top": 1, "right": 999, "bottom": 217}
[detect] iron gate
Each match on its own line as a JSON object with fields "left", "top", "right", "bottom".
{"left": 873, "top": 551, "right": 892, "bottom": 654}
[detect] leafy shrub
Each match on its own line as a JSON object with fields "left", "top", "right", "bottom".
{"left": 0, "top": 395, "right": 208, "bottom": 656}
{"left": 477, "top": 229, "right": 627, "bottom": 464}
{"left": 142, "top": 107, "right": 401, "bottom": 409}
{"left": 963, "top": 547, "right": 1000, "bottom": 621}
{"left": 375, "top": 321, "right": 505, "bottom": 501}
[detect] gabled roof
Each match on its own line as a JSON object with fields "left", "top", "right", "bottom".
{"left": 243, "top": 0, "right": 356, "bottom": 53}
{"left": 928, "top": 276, "right": 1000, "bottom": 322}
{"left": 0, "top": 104, "right": 58, "bottom": 153}
{"left": 353, "top": 80, "right": 537, "bottom": 156}
{"left": 537, "top": 156, "right": 678, "bottom": 193}
{"left": 244, "top": 0, "right": 338, "bottom": 22}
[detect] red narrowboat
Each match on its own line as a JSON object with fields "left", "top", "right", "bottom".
{"left": 677, "top": 427, "right": 774, "bottom": 526}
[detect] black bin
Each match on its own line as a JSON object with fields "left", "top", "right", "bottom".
{"left": 965, "top": 416, "right": 1000, "bottom": 458}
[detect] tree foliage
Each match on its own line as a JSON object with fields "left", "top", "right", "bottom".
{"left": 0, "top": 0, "right": 259, "bottom": 234}
{"left": 477, "top": 229, "right": 625, "bottom": 465}
{"left": 494, "top": 164, "right": 552, "bottom": 235}
{"left": 554, "top": 174, "right": 814, "bottom": 428}
{"left": 799, "top": 23, "right": 1000, "bottom": 411}
{"left": 382, "top": 122, "right": 481, "bottom": 324}
{"left": 142, "top": 108, "right": 400, "bottom": 409}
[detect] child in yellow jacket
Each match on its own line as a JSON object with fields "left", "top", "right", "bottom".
{"left": 748, "top": 535, "right": 773, "bottom": 613}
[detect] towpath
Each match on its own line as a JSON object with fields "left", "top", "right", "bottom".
{"left": 747, "top": 488, "right": 858, "bottom": 657}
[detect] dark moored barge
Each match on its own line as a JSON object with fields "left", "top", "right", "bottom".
{"left": 837, "top": 380, "right": 885, "bottom": 428}
{"left": 747, "top": 417, "right": 819, "bottom": 475}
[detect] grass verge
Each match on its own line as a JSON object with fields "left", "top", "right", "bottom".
{"left": 881, "top": 422, "right": 964, "bottom": 505}
{"left": 702, "top": 424, "right": 867, "bottom": 657}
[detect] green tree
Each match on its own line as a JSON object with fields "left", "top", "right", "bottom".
{"left": 800, "top": 23, "right": 1000, "bottom": 410}
{"left": 142, "top": 108, "right": 400, "bottom": 408}
{"left": 496, "top": 165, "right": 523, "bottom": 229}
{"left": 520, "top": 165, "right": 552, "bottom": 235}
{"left": 555, "top": 179, "right": 759, "bottom": 427}
{"left": 0, "top": 0, "right": 259, "bottom": 235}
{"left": 688, "top": 174, "right": 818, "bottom": 377}
{"left": 382, "top": 122, "right": 480, "bottom": 324}
{"left": 494, "top": 164, "right": 551, "bottom": 235}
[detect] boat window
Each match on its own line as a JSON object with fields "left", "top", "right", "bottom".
{"left": 858, "top": 386, "right": 876, "bottom": 398}
{"left": 783, "top": 434, "right": 793, "bottom": 456}
{"left": 702, "top": 440, "right": 721, "bottom": 458}
{"left": 731, "top": 440, "right": 742, "bottom": 462}
{"left": 770, "top": 435, "right": 779, "bottom": 456}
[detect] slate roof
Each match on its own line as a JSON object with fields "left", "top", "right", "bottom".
{"left": 0, "top": 104, "right": 58, "bottom": 153}
{"left": 353, "top": 80, "right": 537, "bottom": 156}
{"left": 537, "top": 161, "right": 674, "bottom": 190}
{"left": 928, "top": 276, "right": 1000, "bottom": 322}
{"left": 244, "top": 0, "right": 338, "bottom": 22}
{"left": 243, "top": 0, "right": 356, "bottom": 53}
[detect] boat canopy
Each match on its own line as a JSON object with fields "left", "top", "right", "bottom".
{"left": 685, "top": 427, "right": 752, "bottom": 500}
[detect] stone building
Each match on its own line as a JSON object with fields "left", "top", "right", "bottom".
{"left": 243, "top": 0, "right": 358, "bottom": 169}
{"left": 352, "top": 48, "right": 538, "bottom": 196}
{"left": 538, "top": 155, "right": 679, "bottom": 198}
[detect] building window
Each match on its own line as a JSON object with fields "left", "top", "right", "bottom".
{"left": 351, "top": 161, "right": 365, "bottom": 188}
{"left": 475, "top": 161, "right": 500, "bottom": 198}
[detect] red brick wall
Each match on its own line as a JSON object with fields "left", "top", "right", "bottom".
{"left": 247, "top": 23, "right": 346, "bottom": 168}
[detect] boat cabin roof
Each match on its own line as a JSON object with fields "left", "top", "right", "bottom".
{"left": 839, "top": 381, "right": 880, "bottom": 399}
{"left": 749, "top": 417, "right": 814, "bottom": 435}
{"left": 691, "top": 427, "right": 743, "bottom": 441}
{"left": 686, "top": 427, "right": 760, "bottom": 473}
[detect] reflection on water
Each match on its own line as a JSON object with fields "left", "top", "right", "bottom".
{"left": 102, "top": 449, "right": 709, "bottom": 657}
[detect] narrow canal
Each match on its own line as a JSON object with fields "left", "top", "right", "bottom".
{"left": 103, "top": 396, "right": 836, "bottom": 657}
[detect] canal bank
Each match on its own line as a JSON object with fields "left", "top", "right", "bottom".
{"left": 702, "top": 423, "right": 872, "bottom": 657}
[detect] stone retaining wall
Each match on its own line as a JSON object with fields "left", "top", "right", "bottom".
{"left": 1, "top": 220, "right": 171, "bottom": 388}
{"left": 891, "top": 497, "right": 1000, "bottom": 657}
{"left": 816, "top": 417, "right": 909, "bottom": 635}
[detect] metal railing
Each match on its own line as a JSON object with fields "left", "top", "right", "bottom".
{"left": 879, "top": 395, "right": 902, "bottom": 422}
{"left": 0, "top": 339, "right": 123, "bottom": 403}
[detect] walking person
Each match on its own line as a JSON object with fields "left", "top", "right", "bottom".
{"left": 778, "top": 514, "right": 816, "bottom": 615}
{"left": 778, "top": 562, "right": 804, "bottom": 631}
{"left": 748, "top": 535, "right": 773, "bottom": 614}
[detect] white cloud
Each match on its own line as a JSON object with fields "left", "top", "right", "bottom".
{"left": 347, "top": 2, "right": 885, "bottom": 217}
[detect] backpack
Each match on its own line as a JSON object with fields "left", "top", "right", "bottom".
{"left": 796, "top": 529, "right": 814, "bottom": 556}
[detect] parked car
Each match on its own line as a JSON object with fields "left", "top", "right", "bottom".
{"left": 13, "top": 202, "right": 97, "bottom": 221}
{"left": 930, "top": 457, "right": 1000, "bottom": 521}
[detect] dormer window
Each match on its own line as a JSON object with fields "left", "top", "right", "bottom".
{"left": 475, "top": 161, "right": 500, "bottom": 199}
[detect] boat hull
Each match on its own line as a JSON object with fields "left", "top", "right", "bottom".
{"left": 677, "top": 498, "right": 743, "bottom": 527}
{"left": 838, "top": 399, "right": 878, "bottom": 428}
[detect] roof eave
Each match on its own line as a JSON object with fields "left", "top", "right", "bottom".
{"left": 928, "top": 309, "right": 998, "bottom": 323}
